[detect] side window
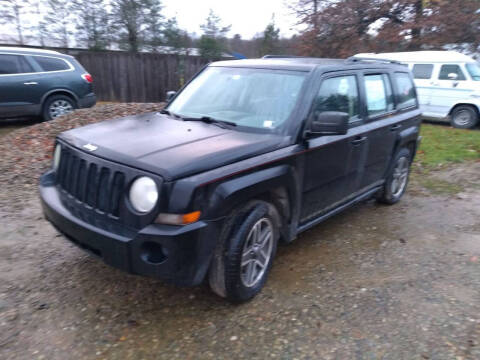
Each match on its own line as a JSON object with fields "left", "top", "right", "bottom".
{"left": 34, "top": 56, "right": 71, "bottom": 72}
{"left": 412, "top": 64, "right": 434, "bottom": 79}
{"left": 364, "top": 74, "right": 394, "bottom": 116}
{"left": 0, "top": 54, "right": 33, "bottom": 74}
{"left": 314, "top": 75, "right": 360, "bottom": 123}
{"left": 394, "top": 72, "right": 417, "bottom": 109}
{"left": 438, "top": 64, "right": 466, "bottom": 80}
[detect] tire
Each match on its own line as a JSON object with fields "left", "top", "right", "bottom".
{"left": 377, "top": 148, "right": 411, "bottom": 205}
{"left": 42, "top": 95, "right": 76, "bottom": 121}
{"left": 450, "top": 105, "right": 479, "bottom": 129}
{"left": 209, "top": 200, "right": 280, "bottom": 303}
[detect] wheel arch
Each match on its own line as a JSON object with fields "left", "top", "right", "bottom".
{"left": 448, "top": 102, "right": 480, "bottom": 116}
{"left": 41, "top": 89, "right": 79, "bottom": 109}
{"left": 205, "top": 165, "right": 300, "bottom": 243}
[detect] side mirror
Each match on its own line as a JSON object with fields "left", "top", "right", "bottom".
{"left": 447, "top": 73, "right": 458, "bottom": 80}
{"left": 308, "top": 111, "right": 349, "bottom": 136}
{"left": 166, "top": 91, "right": 176, "bottom": 102}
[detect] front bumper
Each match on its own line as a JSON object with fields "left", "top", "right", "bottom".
{"left": 78, "top": 93, "right": 97, "bottom": 109}
{"left": 39, "top": 173, "right": 221, "bottom": 286}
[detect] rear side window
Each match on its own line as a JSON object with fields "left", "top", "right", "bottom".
{"left": 412, "top": 64, "right": 434, "bottom": 79}
{"left": 0, "top": 54, "right": 33, "bottom": 74}
{"left": 314, "top": 75, "right": 360, "bottom": 122}
{"left": 34, "top": 56, "right": 71, "bottom": 72}
{"left": 394, "top": 72, "right": 416, "bottom": 109}
{"left": 438, "top": 64, "right": 466, "bottom": 80}
{"left": 364, "top": 74, "right": 394, "bottom": 116}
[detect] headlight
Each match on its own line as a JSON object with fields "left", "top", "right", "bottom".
{"left": 129, "top": 177, "right": 158, "bottom": 213}
{"left": 53, "top": 144, "right": 61, "bottom": 171}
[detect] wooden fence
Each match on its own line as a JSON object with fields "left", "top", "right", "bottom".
{"left": 75, "top": 52, "right": 209, "bottom": 102}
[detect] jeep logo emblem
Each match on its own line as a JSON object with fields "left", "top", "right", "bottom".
{"left": 83, "top": 143, "right": 98, "bottom": 152}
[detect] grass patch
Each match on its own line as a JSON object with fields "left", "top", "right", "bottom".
{"left": 414, "top": 177, "right": 464, "bottom": 195}
{"left": 415, "top": 124, "right": 480, "bottom": 170}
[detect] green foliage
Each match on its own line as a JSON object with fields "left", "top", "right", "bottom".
{"left": 260, "top": 15, "right": 280, "bottom": 56}
{"left": 163, "top": 18, "right": 189, "bottom": 51}
{"left": 415, "top": 124, "right": 480, "bottom": 170}
{"left": 198, "top": 9, "right": 231, "bottom": 60}
{"left": 110, "top": 0, "right": 163, "bottom": 52}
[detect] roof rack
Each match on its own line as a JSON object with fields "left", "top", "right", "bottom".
{"left": 345, "top": 56, "right": 403, "bottom": 65}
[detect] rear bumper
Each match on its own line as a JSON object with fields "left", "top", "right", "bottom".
{"left": 78, "top": 93, "right": 96, "bottom": 109}
{"left": 39, "top": 173, "right": 221, "bottom": 286}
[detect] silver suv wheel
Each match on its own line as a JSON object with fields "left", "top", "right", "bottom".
{"left": 49, "top": 99, "right": 74, "bottom": 119}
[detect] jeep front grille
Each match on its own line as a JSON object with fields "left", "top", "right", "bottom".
{"left": 57, "top": 147, "right": 125, "bottom": 218}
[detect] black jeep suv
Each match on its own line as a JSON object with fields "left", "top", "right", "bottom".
{"left": 40, "top": 56, "right": 421, "bottom": 302}
{"left": 0, "top": 47, "right": 96, "bottom": 121}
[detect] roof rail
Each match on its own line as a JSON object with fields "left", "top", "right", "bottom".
{"left": 346, "top": 56, "right": 403, "bottom": 65}
{"left": 262, "top": 55, "right": 307, "bottom": 59}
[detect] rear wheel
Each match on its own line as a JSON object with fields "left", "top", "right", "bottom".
{"left": 42, "top": 95, "right": 76, "bottom": 121}
{"left": 209, "top": 200, "right": 279, "bottom": 302}
{"left": 450, "top": 105, "right": 479, "bottom": 129}
{"left": 377, "top": 148, "right": 411, "bottom": 205}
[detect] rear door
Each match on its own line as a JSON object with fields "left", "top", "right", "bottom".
{"left": 360, "top": 71, "right": 418, "bottom": 188}
{"left": 27, "top": 55, "right": 76, "bottom": 105}
{"left": 301, "top": 72, "right": 368, "bottom": 223}
{"left": 0, "top": 53, "right": 38, "bottom": 117}
{"left": 359, "top": 72, "right": 399, "bottom": 188}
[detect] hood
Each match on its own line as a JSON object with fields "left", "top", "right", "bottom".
{"left": 59, "top": 112, "right": 290, "bottom": 180}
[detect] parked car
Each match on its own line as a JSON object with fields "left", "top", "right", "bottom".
{"left": 355, "top": 51, "right": 480, "bottom": 129}
{"left": 0, "top": 47, "right": 96, "bottom": 121}
{"left": 40, "top": 56, "right": 421, "bottom": 302}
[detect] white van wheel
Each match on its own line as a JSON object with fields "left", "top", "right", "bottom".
{"left": 450, "top": 105, "right": 479, "bottom": 129}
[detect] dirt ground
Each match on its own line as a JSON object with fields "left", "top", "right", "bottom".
{"left": 0, "top": 153, "right": 479, "bottom": 359}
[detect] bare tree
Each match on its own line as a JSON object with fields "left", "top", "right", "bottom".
{"left": 71, "top": 0, "right": 111, "bottom": 50}
{"left": 42, "top": 0, "right": 73, "bottom": 47}
{"left": 0, "top": 0, "right": 30, "bottom": 44}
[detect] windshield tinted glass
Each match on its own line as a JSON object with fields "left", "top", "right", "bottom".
{"left": 466, "top": 63, "right": 480, "bottom": 81}
{"left": 168, "top": 67, "right": 307, "bottom": 130}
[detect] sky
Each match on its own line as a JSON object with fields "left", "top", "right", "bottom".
{"left": 0, "top": 0, "right": 301, "bottom": 44}
{"left": 162, "top": 0, "right": 300, "bottom": 39}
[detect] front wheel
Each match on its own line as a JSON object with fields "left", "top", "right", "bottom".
{"left": 377, "top": 148, "right": 411, "bottom": 205}
{"left": 209, "top": 200, "right": 279, "bottom": 302}
{"left": 450, "top": 105, "right": 479, "bottom": 129}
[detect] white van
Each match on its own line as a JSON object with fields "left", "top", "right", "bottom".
{"left": 354, "top": 51, "right": 480, "bottom": 129}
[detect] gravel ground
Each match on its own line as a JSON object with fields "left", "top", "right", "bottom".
{"left": 0, "top": 106, "right": 479, "bottom": 359}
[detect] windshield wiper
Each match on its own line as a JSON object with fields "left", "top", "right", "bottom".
{"left": 159, "top": 109, "right": 182, "bottom": 119}
{"left": 182, "top": 116, "right": 237, "bottom": 128}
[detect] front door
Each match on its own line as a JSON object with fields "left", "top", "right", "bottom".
{"left": 428, "top": 63, "right": 472, "bottom": 117}
{"left": 300, "top": 73, "right": 367, "bottom": 223}
{"left": 0, "top": 53, "right": 40, "bottom": 117}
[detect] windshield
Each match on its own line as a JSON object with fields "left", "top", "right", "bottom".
{"left": 167, "top": 67, "right": 307, "bottom": 130}
{"left": 466, "top": 63, "right": 480, "bottom": 81}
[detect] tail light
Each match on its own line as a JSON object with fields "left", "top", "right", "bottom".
{"left": 81, "top": 73, "right": 93, "bottom": 83}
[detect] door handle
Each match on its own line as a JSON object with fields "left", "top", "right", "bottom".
{"left": 24, "top": 82, "right": 38, "bottom": 85}
{"left": 390, "top": 124, "right": 402, "bottom": 131}
{"left": 351, "top": 136, "right": 367, "bottom": 145}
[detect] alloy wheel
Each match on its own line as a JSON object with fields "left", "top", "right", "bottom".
{"left": 391, "top": 157, "right": 409, "bottom": 197}
{"left": 49, "top": 99, "right": 74, "bottom": 119}
{"left": 240, "top": 217, "right": 274, "bottom": 288}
